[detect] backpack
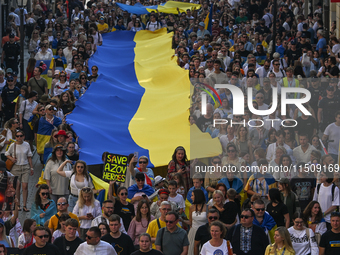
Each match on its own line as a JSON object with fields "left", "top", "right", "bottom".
{"left": 157, "top": 219, "right": 165, "bottom": 252}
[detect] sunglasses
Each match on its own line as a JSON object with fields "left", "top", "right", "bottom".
{"left": 227, "top": 150, "right": 236, "bottom": 153}
{"left": 136, "top": 179, "right": 144, "bottom": 182}
{"left": 36, "top": 235, "right": 49, "bottom": 239}
{"left": 82, "top": 187, "right": 91, "bottom": 192}
{"left": 212, "top": 161, "right": 221, "bottom": 164}
{"left": 240, "top": 215, "right": 250, "bottom": 219}
{"left": 120, "top": 192, "right": 128, "bottom": 196}
{"left": 41, "top": 192, "right": 49, "bottom": 196}
{"left": 85, "top": 235, "right": 94, "bottom": 240}
{"left": 255, "top": 208, "right": 265, "bottom": 211}
{"left": 165, "top": 220, "right": 174, "bottom": 224}
{"left": 16, "top": 135, "right": 24, "bottom": 138}
{"left": 209, "top": 216, "right": 218, "bottom": 220}
{"left": 60, "top": 75, "right": 66, "bottom": 77}
{"left": 161, "top": 208, "right": 171, "bottom": 211}
{"left": 139, "top": 161, "right": 147, "bottom": 164}
{"left": 57, "top": 202, "right": 67, "bottom": 206}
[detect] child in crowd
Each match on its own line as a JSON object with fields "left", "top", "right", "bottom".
{"left": 168, "top": 180, "right": 185, "bottom": 215}
{"left": 174, "top": 172, "right": 186, "bottom": 198}
{"left": 186, "top": 173, "right": 209, "bottom": 204}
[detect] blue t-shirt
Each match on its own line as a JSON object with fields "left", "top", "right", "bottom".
{"left": 316, "top": 37, "right": 327, "bottom": 57}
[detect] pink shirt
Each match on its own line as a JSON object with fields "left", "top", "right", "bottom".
{"left": 127, "top": 215, "right": 155, "bottom": 245}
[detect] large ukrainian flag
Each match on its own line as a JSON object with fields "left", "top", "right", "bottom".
{"left": 67, "top": 28, "right": 221, "bottom": 167}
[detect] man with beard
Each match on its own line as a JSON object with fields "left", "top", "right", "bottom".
{"left": 91, "top": 199, "right": 127, "bottom": 234}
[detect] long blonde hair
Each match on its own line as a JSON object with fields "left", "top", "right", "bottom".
{"left": 78, "top": 187, "right": 95, "bottom": 208}
{"left": 269, "top": 227, "right": 295, "bottom": 254}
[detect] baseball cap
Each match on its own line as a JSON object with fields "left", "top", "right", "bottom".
{"left": 233, "top": 25, "right": 238, "bottom": 29}
{"left": 301, "top": 33, "right": 307, "bottom": 38}
{"left": 74, "top": 17, "right": 79, "bottom": 21}
{"left": 7, "top": 76, "right": 14, "bottom": 81}
{"left": 45, "top": 104, "right": 57, "bottom": 111}
{"left": 290, "top": 40, "right": 297, "bottom": 45}
{"left": 6, "top": 68, "right": 13, "bottom": 73}
{"left": 326, "top": 86, "right": 335, "bottom": 91}
{"left": 9, "top": 33, "right": 15, "bottom": 38}
{"left": 199, "top": 22, "right": 205, "bottom": 27}
{"left": 154, "top": 175, "right": 166, "bottom": 185}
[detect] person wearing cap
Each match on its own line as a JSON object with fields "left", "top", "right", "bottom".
{"left": 97, "top": 16, "right": 108, "bottom": 34}
{"left": 1, "top": 34, "right": 20, "bottom": 73}
{"left": 255, "top": 19, "right": 270, "bottom": 35}
{"left": 0, "top": 75, "right": 20, "bottom": 122}
{"left": 5, "top": 129, "right": 34, "bottom": 212}
{"left": 11, "top": 71, "right": 21, "bottom": 89}
{"left": 318, "top": 85, "right": 340, "bottom": 131}
{"left": 1, "top": 28, "right": 20, "bottom": 48}
{"left": 197, "top": 21, "right": 210, "bottom": 39}
{"left": 285, "top": 40, "right": 301, "bottom": 67}
{"left": 36, "top": 104, "right": 62, "bottom": 155}
{"left": 44, "top": 144, "right": 72, "bottom": 204}
{"left": 297, "top": 33, "right": 312, "bottom": 51}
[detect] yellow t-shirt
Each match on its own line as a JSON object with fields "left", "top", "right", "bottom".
{"left": 265, "top": 245, "right": 295, "bottom": 255}
{"left": 97, "top": 23, "right": 108, "bottom": 32}
{"left": 48, "top": 212, "right": 80, "bottom": 231}
{"left": 146, "top": 218, "right": 181, "bottom": 249}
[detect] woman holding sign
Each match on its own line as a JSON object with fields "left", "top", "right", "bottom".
{"left": 57, "top": 159, "right": 95, "bottom": 213}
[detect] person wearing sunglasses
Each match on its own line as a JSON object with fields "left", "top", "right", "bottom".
{"left": 30, "top": 184, "right": 57, "bottom": 226}
{"left": 48, "top": 197, "right": 80, "bottom": 235}
{"left": 128, "top": 172, "right": 154, "bottom": 211}
{"left": 23, "top": 226, "right": 61, "bottom": 255}
{"left": 288, "top": 212, "right": 319, "bottom": 255}
{"left": 129, "top": 155, "right": 154, "bottom": 187}
{"left": 5, "top": 129, "right": 34, "bottom": 212}
{"left": 155, "top": 211, "right": 189, "bottom": 255}
{"left": 252, "top": 199, "right": 277, "bottom": 243}
{"left": 227, "top": 208, "right": 269, "bottom": 255}
{"left": 193, "top": 209, "right": 220, "bottom": 255}
{"left": 74, "top": 226, "right": 117, "bottom": 255}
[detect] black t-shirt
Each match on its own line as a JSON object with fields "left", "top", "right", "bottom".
{"left": 285, "top": 49, "right": 302, "bottom": 67}
{"left": 308, "top": 86, "right": 323, "bottom": 108}
{"left": 196, "top": 115, "right": 214, "bottom": 132}
{"left": 67, "top": 153, "right": 79, "bottom": 162}
{"left": 101, "top": 232, "right": 135, "bottom": 255}
{"left": 276, "top": 26, "right": 286, "bottom": 38}
{"left": 266, "top": 202, "right": 289, "bottom": 227}
{"left": 195, "top": 223, "right": 210, "bottom": 247}
{"left": 218, "top": 201, "right": 239, "bottom": 225}
{"left": 114, "top": 200, "right": 135, "bottom": 231}
{"left": 329, "top": 65, "right": 340, "bottom": 77}
{"left": 319, "top": 230, "right": 340, "bottom": 255}
{"left": 53, "top": 236, "right": 83, "bottom": 255}
{"left": 239, "top": 50, "right": 251, "bottom": 58}
{"left": 255, "top": 25, "right": 270, "bottom": 35}
{"left": 318, "top": 96, "right": 340, "bottom": 125}
{"left": 57, "top": 38, "right": 68, "bottom": 49}
{"left": 131, "top": 250, "right": 163, "bottom": 255}
{"left": 290, "top": 176, "right": 316, "bottom": 211}
{"left": 295, "top": 116, "right": 318, "bottom": 140}
{"left": 297, "top": 42, "right": 312, "bottom": 51}
{"left": 22, "top": 243, "right": 62, "bottom": 255}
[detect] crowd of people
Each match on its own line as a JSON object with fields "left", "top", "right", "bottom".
{"left": 0, "top": 0, "right": 340, "bottom": 255}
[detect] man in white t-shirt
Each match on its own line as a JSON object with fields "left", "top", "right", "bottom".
{"left": 293, "top": 134, "right": 317, "bottom": 164}
{"left": 313, "top": 173, "right": 340, "bottom": 227}
{"left": 146, "top": 14, "right": 162, "bottom": 32}
{"left": 267, "top": 59, "right": 286, "bottom": 79}
{"left": 322, "top": 111, "right": 340, "bottom": 162}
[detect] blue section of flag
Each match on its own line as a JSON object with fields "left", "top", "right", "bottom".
{"left": 67, "top": 31, "right": 152, "bottom": 166}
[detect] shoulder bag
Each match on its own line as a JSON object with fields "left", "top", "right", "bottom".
{"left": 6, "top": 143, "right": 16, "bottom": 171}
